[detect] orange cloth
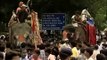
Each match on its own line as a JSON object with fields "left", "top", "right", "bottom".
{"left": 18, "top": 35, "right": 25, "bottom": 42}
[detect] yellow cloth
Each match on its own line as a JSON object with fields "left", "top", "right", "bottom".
{"left": 71, "top": 47, "right": 78, "bottom": 57}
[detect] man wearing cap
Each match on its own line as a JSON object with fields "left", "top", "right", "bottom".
{"left": 59, "top": 48, "right": 72, "bottom": 60}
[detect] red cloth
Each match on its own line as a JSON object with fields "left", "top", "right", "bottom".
{"left": 86, "top": 24, "right": 96, "bottom": 45}
{"left": 32, "top": 19, "right": 35, "bottom": 33}
{"left": 31, "top": 13, "right": 36, "bottom": 33}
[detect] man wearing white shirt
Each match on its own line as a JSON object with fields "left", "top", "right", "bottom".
{"left": 84, "top": 48, "right": 94, "bottom": 60}
{"left": 91, "top": 45, "right": 100, "bottom": 60}
{"left": 48, "top": 54, "right": 56, "bottom": 60}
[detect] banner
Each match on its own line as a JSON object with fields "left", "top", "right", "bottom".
{"left": 42, "top": 13, "right": 66, "bottom": 30}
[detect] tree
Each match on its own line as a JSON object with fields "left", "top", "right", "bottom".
{"left": 88, "top": 0, "right": 107, "bottom": 30}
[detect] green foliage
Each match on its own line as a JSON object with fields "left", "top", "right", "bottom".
{"left": 89, "top": 0, "right": 107, "bottom": 30}
{"left": 95, "top": 7, "right": 107, "bottom": 30}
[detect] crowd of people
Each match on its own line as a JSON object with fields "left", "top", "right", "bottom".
{"left": 0, "top": 30, "right": 107, "bottom": 60}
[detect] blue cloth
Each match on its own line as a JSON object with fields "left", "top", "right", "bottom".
{"left": 87, "top": 18, "right": 94, "bottom": 26}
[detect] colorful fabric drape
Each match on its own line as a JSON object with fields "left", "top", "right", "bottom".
{"left": 86, "top": 18, "right": 96, "bottom": 45}
{"left": 31, "top": 11, "right": 42, "bottom": 46}
{"left": 31, "top": 12, "right": 36, "bottom": 33}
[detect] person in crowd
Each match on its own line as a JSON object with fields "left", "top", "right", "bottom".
{"left": 38, "top": 44, "right": 46, "bottom": 60}
{"left": 24, "top": 48, "right": 34, "bottom": 60}
{"left": 96, "top": 40, "right": 102, "bottom": 51}
{"left": 71, "top": 41, "right": 79, "bottom": 58}
{"left": 102, "top": 44, "right": 107, "bottom": 49}
{"left": 77, "top": 48, "right": 86, "bottom": 60}
{"left": 47, "top": 47, "right": 57, "bottom": 60}
{"left": 91, "top": 45, "right": 100, "bottom": 60}
{"left": 62, "top": 29, "right": 69, "bottom": 41}
{"left": 31, "top": 49, "right": 42, "bottom": 60}
{"left": 52, "top": 46, "right": 59, "bottom": 60}
{"left": 0, "top": 53, "right": 3, "bottom": 60}
{"left": 84, "top": 48, "right": 94, "bottom": 60}
{"left": 60, "top": 41, "right": 71, "bottom": 50}
{"left": 5, "top": 52, "right": 21, "bottom": 60}
{"left": 98, "top": 41, "right": 103, "bottom": 50}
{"left": 56, "top": 41, "right": 62, "bottom": 51}
{"left": 100, "top": 49, "right": 107, "bottom": 59}
{"left": 21, "top": 49, "right": 27, "bottom": 60}
{"left": 59, "top": 48, "right": 72, "bottom": 60}
{"left": 0, "top": 43, "right": 5, "bottom": 60}
{"left": 45, "top": 47, "right": 51, "bottom": 59}
{"left": 96, "top": 54, "right": 106, "bottom": 60}
{"left": 76, "top": 43, "right": 82, "bottom": 55}
{"left": 62, "top": 25, "right": 75, "bottom": 42}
